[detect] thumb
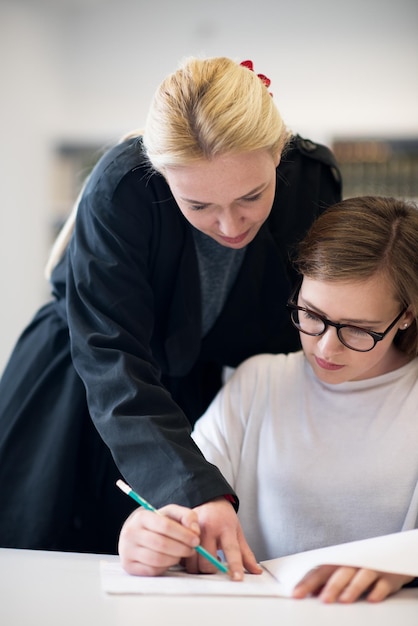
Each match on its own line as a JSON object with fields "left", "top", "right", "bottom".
{"left": 180, "top": 509, "right": 201, "bottom": 538}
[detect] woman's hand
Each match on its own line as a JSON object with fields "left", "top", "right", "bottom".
{"left": 185, "top": 497, "right": 262, "bottom": 580}
{"left": 118, "top": 504, "right": 201, "bottom": 576}
{"left": 292, "top": 564, "right": 414, "bottom": 603}
{"left": 118, "top": 497, "right": 262, "bottom": 580}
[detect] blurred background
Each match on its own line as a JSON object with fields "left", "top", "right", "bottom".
{"left": 0, "top": 0, "right": 417, "bottom": 372}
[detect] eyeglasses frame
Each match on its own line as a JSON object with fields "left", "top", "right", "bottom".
{"left": 286, "top": 286, "right": 408, "bottom": 353}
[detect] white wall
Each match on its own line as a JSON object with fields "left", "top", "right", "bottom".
{"left": 1, "top": 0, "right": 417, "bottom": 371}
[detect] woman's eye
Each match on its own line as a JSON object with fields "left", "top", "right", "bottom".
{"left": 243, "top": 193, "right": 262, "bottom": 203}
{"left": 303, "top": 311, "right": 321, "bottom": 322}
{"left": 346, "top": 326, "right": 370, "bottom": 338}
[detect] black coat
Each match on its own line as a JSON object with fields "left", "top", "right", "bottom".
{"left": 0, "top": 135, "right": 341, "bottom": 553}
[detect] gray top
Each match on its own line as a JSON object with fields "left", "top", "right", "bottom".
{"left": 193, "top": 229, "right": 247, "bottom": 336}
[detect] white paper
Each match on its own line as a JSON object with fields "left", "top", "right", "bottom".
{"left": 262, "top": 529, "right": 418, "bottom": 595}
{"left": 101, "top": 529, "right": 418, "bottom": 597}
{"left": 100, "top": 561, "right": 286, "bottom": 596}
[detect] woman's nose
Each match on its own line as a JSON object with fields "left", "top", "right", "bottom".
{"left": 317, "top": 326, "right": 344, "bottom": 355}
{"left": 217, "top": 209, "right": 244, "bottom": 236}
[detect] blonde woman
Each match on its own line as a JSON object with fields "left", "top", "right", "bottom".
{"left": 0, "top": 56, "right": 340, "bottom": 575}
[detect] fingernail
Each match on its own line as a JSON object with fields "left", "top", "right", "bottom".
{"left": 231, "top": 570, "right": 243, "bottom": 581}
{"left": 190, "top": 522, "right": 200, "bottom": 534}
{"left": 319, "top": 592, "right": 332, "bottom": 604}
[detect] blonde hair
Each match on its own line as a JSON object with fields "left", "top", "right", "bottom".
{"left": 294, "top": 196, "right": 418, "bottom": 356}
{"left": 143, "top": 56, "right": 290, "bottom": 172}
{"left": 46, "top": 56, "right": 290, "bottom": 277}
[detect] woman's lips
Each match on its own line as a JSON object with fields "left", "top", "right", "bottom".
{"left": 315, "top": 356, "right": 345, "bottom": 371}
{"left": 218, "top": 229, "right": 251, "bottom": 245}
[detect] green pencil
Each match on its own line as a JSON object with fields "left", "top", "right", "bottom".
{"left": 116, "top": 479, "right": 229, "bottom": 574}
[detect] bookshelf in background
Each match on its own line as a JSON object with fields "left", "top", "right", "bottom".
{"left": 331, "top": 137, "right": 418, "bottom": 201}
{"left": 49, "top": 142, "right": 107, "bottom": 241}
{"left": 49, "top": 137, "right": 418, "bottom": 246}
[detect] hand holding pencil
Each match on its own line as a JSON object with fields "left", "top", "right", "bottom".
{"left": 117, "top": 480, "right": 228, "bottom": 574}
{"left": 117, "top": 480, "right": 261, "bottom": 580}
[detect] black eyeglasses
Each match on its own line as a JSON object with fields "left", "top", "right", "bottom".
{"left": 287, "top": 288, "right": 408, "bottom": 352}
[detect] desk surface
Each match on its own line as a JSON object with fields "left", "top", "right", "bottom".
{"left": 0, "top": 548, "right": 417, "bottom": 626}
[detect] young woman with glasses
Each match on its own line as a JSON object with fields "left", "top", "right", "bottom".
{"left": 118, "top": 195, "right": 418, "bottom": 603}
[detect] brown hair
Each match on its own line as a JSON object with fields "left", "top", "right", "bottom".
{"left": 294, "top": 196, "right": 418, "bottom": 356}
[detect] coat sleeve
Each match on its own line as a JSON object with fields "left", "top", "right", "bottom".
{"left": 65, "top": 147, "right": 236, "bottom": 509}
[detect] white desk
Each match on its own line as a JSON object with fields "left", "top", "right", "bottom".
{"left": 0, "top": 548, "right": 417, "bottom": 626}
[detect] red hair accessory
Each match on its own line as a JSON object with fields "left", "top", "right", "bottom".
{"left": 240, "top": 59, "right": 272, "bottom": 95}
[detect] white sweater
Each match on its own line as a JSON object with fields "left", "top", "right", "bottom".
{"left": 192, "top": 351, "right": 418, "bottom": 561}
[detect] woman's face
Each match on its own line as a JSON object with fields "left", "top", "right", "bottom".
{"left": 164, "top": 150, "right": 279, "bottom": 248}
{"left": 298, "top": 275, "right": 413, "bottom": 383}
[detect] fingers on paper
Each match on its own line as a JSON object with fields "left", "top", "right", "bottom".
{"left": 220, "top": 522, "right": 262, "bottom": 580}
{"left": 293, "top": 565, "right": 413, "bottom": 604}
{"left": 191, "top": 498, "right": 261, "bottom": 579}
{"left": 319, "top": 566, "right": 378, "bottom": 603}
{"left": 366, "top": 573, "right": 415, "bottom": 603}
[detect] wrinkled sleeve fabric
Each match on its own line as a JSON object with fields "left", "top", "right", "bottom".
{"left": 65, "top": 147, "right": 235, "bottom": 509}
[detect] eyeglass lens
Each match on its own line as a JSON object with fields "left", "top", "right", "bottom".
{"left": 292, "top": 309, "right": 376, "bottom": 350}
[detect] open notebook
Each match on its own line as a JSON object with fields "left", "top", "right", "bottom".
{"left": 101, "top": 529, "right": 418, "bottom": 597}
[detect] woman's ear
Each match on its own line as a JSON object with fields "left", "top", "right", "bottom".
{"left": 400, "top": 309, "right": 415, "bottom": 330}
